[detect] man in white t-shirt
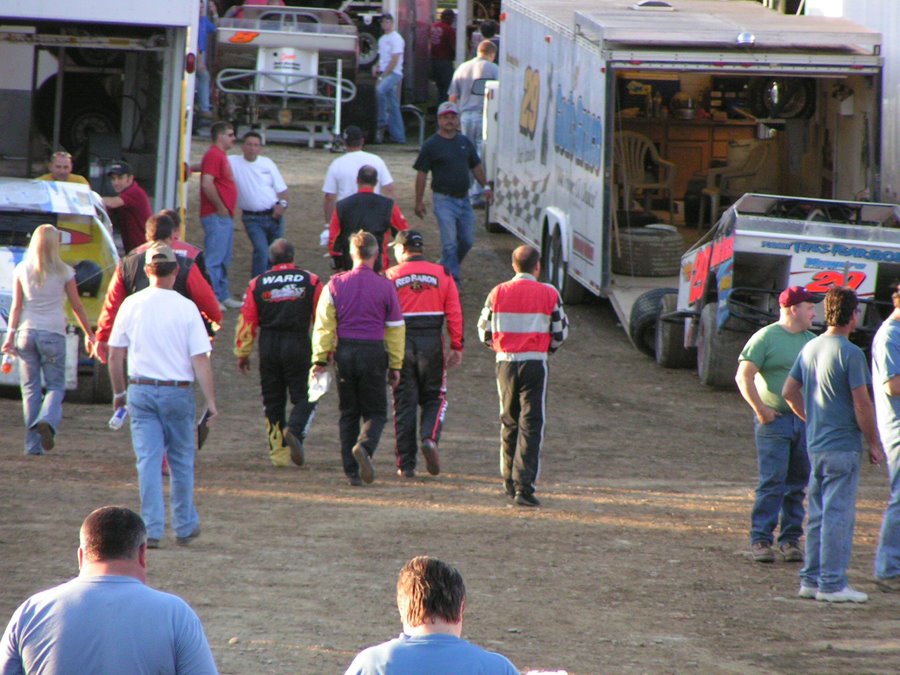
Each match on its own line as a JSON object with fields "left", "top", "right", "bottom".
{"left": 322, "top": 125, "right": 396, "bottom": 224}
{"left": 228, "top": 131, "right": 290, "bottom": 278}
{"left": 1, "top": 506, "right": 218, "bottom": 674}
{"left": 108, "top": 243, "right": 218, "bottom": 548}
{"left": 373, "top": 13, "right": 406, "bottom": 144}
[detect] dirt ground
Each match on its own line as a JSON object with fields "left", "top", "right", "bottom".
{"left": 2, "top": 136, "right": 900, "bottom": 674}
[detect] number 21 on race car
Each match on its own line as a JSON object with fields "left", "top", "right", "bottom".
{"left": 790, "top": 261, "right": 875, "bottom": 299}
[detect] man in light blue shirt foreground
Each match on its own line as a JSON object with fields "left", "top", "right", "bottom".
{"left": 344, "top": 556, "right": 518, "bottom": 674}
{"left": 0, "top": 506, "right": 218, "bottom": 674}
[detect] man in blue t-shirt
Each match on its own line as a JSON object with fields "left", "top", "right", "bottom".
{"left": 413, "top": 101, "right": 492, "bottom": 285}
{"left": 871, "top": 286, "right": 900, "bottom": 592}
{"left": 783, "top": 287, "right": 883, "bottom": 604}
{"left": 1, "top": 506, "right": 218, "bottom": 674}
{"left": 344, "top": 556, "right": 518, "bottom": 675}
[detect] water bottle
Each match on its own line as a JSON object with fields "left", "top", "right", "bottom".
{"left": 108, "top": 407, "right": 128, "bottom": 430}
{"left": 1, "top": 353, "right": 13, "bottom": 375}
{"left": 319, "top": 225, "right": 330, "bottom": 248}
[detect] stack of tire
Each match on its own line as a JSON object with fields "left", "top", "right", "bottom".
{"left": 611, "top": 223, "right": 684, "bottom": 278}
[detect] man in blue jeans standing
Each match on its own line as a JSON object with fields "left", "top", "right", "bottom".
{"left": 871, "top": 285, "right": 900, "bottom": 592}
{"left": 373, "top": 13, "right": 406, "bottom": 144}
{"left": 413, "top": 101, "right": 491, "bottom": 285}
{"left": 200, "top": 121, "right": 241, "bottom": 311}
{"left": 736, "top": 286, "right": 818, "bottom": 564}
{"left": 783, "top": 286, "right": 883, "bottom": 603}
{"left": 229, "top": 131, "right": 289, "bottom": 279}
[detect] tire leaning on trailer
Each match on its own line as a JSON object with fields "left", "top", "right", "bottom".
{"left": 629, "top": 287, "right": 674, "bottom": 357}
{"left": 696, "top": 303, "right": 751, "bottom": 388}
{"left": 611, "top": 225, "right": 684, "bottom": 277}
{"left": 655, "top": 291, "right": 696, "bottom": 368}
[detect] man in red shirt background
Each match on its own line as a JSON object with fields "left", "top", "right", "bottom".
{"left": 429, "top": 9, "right": 456, "bottom": 104}
{"left": 200, "top": 121, "right": 240, "bottom": 310}
{"left": 102, "top": 161, "right": 152, "bottom": 255}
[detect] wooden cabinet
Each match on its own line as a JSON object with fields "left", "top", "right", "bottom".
{"left": 618, "top": 119, "right": 756, "bottom": 198}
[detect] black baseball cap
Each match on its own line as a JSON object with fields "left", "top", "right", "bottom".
{"left": 381, "top": 12, "right": 394, "bottom": 21}
{"left": 342, "top": 126, "right": 364, "bottom": 144}
{"left": 393, "top": 230, "right": 424, "bottom": 249}
{"left": 107, "top": 161, "right": 133, "bottom": 176}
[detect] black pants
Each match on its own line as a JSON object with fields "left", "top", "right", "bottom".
{"left": 431, "top": 59, "right": 453, "bottom": 104}
{"left": 392, "top": 332, "right": 446, "bottom": 471}
{"left": 335, "top": 339, "right": 388, "bottom": 477}
{"left": 259, "top": 331, "right": 317, "bottom": 442}
{"left": 496, "top": 360, "right": 548, "bottom": 495}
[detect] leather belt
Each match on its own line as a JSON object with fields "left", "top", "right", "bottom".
{"left": 435, "top": 191, "right": 468, "bottom": 200}
{"left": 129, "top": 378, "right": 191, "bottom": 388}
{"left": 242, "top": 208, "right": 274, "bottom": 216}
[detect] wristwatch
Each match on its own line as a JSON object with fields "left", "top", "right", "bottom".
{"left": 277, "top": 199, "right": 288, "bottom": 208}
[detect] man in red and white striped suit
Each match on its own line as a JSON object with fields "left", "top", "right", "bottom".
{"left": 477, "top": 245, "right": 568, "bottom": 507}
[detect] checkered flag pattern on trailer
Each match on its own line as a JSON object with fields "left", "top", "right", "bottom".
{"left": 496, "top": 171, "right": 550, "bottom": 225}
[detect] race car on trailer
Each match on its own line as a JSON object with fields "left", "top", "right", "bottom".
{"left": 481, "top": 0, "right": 885, "bottom": 385}
{"left": 643, "top": 194, "right": 900, "bottom": 387}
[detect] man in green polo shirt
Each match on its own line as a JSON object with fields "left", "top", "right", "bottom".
{"left": 735, "top": 286, "right": 820, "bottom": 563}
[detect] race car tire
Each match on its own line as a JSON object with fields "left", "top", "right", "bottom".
{"left": 697, "top": 303, "right": 748, "bottom": 388}
{"left": 611, "top": 225, "right": 683, "bottom": 277}
{"left": 543, "top": 226, "right": 587, "bottom": 305}
{"left": 629, "top": 287, "right": 673, "bottom": 357}
{"left": 655, "top": 291, "right": 696, "bottom": 368}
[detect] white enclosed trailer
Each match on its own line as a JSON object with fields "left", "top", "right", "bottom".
{"left": 483, "top": 0, "right": 883, "bottom": 339}
{"left": 0, "top": 0, "right": 200, "bottom": 212}
{"left": 805, "top": 0, "right": 900, "bottom": 204}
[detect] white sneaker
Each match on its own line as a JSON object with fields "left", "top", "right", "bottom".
{"left": 816, "top": 586, "right": 868, "bottom": 603}
{"left": 798, "top": 585, "right": 818, "bottom": 599}
{"left": 223, "top": 297, "right": 243, "bottom": 309}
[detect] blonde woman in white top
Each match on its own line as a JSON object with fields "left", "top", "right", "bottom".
{"left": 1, "top": 224, "right": 95, "bottom": 454}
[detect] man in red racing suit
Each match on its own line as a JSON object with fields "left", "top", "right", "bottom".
{"left": 385, "top": 230, "right": 463, "bottom": 477}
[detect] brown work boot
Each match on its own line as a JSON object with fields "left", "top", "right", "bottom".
{"left": 779, "top": 541, "right": 803, "bottom": 563}
{"left": 751, "top": 541, "right": 775, "bottom": 563}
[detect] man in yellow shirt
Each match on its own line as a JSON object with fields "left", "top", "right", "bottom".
{"left": 36, "top": 151, "right": 89, "bottom": 185}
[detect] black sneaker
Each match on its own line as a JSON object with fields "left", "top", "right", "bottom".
{"left": 284, "top": 429, "right": 305, "bottom": 467}
{"left": 347, "top": 474, "right": 363, "bottom": 487}
{"left": 504, "top": 480, "right": 516, "bottom": 499}
{"left": 352, "top": 444, "right": 375, "bottom": 484}
{"left": 397, "top": 468, "right": 416, "bottom": 479}
{"left": 421, "top": 438, "right": 440, "bottom": 476}
{"left": 514, "top": 491, "right": 541, "bottom": 507}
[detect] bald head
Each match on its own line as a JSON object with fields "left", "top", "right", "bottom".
{"left": 477, "top": 40, "right": 497, "bottom": 60}
{"left": 512, "top": 245, "right": 540, "bottom": 274}
{"left": 269, "top": 238, "right": 295, "bottom": 265}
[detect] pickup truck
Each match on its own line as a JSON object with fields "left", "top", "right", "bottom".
{"left": 631, "top": 193, "right": 900, "bottom": 387}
